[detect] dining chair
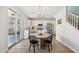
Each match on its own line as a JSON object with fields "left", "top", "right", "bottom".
{"left": 29, "top": 35, "right": 39, "bottom": 53}
{"left": 44, "top": 34, "right": 53, "bottom": 52}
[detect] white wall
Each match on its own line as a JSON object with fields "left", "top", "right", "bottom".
{"left": 55, "top": 7, "right": 79, "bottom": 52}
{"left": 31, "top": 20, "right": 55, "bottom": 25}
{"left": 0, "top": 7, "right": 8, "bottom": 52}
{"left": 31, "top": 20, "right": 56, "bottom": 31}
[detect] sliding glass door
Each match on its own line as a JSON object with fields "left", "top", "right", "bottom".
{"left": 8, "top": 9, "right": 16, "bottom": 47}
{"left": 15, "top": 14, "right": 21, "bottom": 42}
{"left": 8, "top": 8, "right": 25, "bottom": 48}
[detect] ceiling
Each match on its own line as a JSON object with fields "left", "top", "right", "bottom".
{"left": 15, "top": 6, "right": 64, "bottom": 19}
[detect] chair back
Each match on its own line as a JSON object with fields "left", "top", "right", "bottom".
{"left": 48, "top": 34, "right": 53, "bottom": 41}
{"left": 29, "top": 35, "right": 36, "bottom": 41}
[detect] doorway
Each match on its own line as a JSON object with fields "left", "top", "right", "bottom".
{"left": 8, "top": 8, "right": 21, "bottom": 48}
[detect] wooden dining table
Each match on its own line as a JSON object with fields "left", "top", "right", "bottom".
{"left": 29, "top": 33, "right": 51, "bottom": 49}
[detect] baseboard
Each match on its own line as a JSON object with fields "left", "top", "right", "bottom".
{"left": 1, "top": 49, "right": 8, "bottom": 53}
{"left": 56, "top": 36, "right": 78, "bottom": 53}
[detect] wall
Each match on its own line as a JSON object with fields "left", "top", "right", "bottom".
{"left": 55, "top": 7, "right": 79, "bottom": 52}
{"left": 31, "top": 19, "right": 56, "bottom": 31}
{"left": 0, "top": 7, "right": 8, "bottom": 52}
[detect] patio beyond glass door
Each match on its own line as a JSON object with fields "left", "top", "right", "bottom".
{"left": 8, "top": 9, "right": 16, "bottom": 47}
{"left": 8, "top": 9, "right": 22, "bottom": 48}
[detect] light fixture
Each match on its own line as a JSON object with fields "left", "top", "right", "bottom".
{"left": 33, "top": 6, "right": 45, "bottom": 19}
{"left": 37, "top": 6, "right": 45, "bottom": 19}
{"left": 28, "top": 6, "right": 55, "bottom": 20}
{"left": 38, "top": 6, "right": 41, "bottom": 19}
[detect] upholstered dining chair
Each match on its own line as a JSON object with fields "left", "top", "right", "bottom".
{"left": 44, "top": 34, "right": 53, "bottom": 52}
{"left": 29, "top": 35, "right": 39, "bottom": 53}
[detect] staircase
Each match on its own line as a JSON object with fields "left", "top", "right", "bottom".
{"left": 56, "top": 10, "right": 79, "bottom": 52}
{"left": 67, "top": 12, "right": 79, "bottom": 30}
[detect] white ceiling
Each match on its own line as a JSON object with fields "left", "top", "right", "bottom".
{"left": 15, "top": 6, "right": 64, "bottom": 18}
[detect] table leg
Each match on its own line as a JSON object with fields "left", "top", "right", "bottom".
{"left": 40, "top": 39, "right": 45, "bottom": 49}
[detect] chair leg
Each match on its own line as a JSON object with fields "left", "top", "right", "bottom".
{"left": 51, "top": 44, "right": 53, "bottom": 50}
{"left": 37, "top": 44, "right": 39, "bottom": 50}
{"left": 29, "top": 44, "right": 31, "bottom": 52}
{"left": 48, "top": 44, "right": 50, "bottom": 52}
{"left": 33, "top": 45, "right": 35, "bottom": 53}
{"left": 43, "top": 43, "right": 45, "bottom": 49}
{"left": 44, "top": 43, "right": 48, "bottom": 49}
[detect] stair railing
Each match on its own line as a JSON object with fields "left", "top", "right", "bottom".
{"left": 67, "top": 12, "right": 79, "bottom": 30}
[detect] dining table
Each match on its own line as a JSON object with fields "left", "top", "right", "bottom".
{"left": 29, "top": 32, "right": 51, "bottom": 49}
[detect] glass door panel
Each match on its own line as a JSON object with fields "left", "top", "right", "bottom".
{"left": 8, "top": 9, "right": 16, "bottom": 47}
{"left": 16, "top": 14, "right": 21, "bottom": 42}
{"left": 20, "top": 16, "right": 24, "bottom": 40}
